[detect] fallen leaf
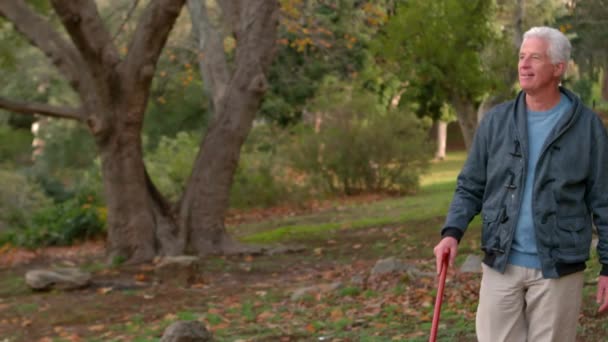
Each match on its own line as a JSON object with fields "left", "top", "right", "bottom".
{"left": 164, "top": 313, "right": 177, "bottom": 321}
{"left": 88, "top": 324, "right": 105, "bottom": 331}
{"left": 134, "top": 273, "right": 147, "bottom": 281}
{"left": 97, "top": 287, "right": 113, "bottom": 295}
{"left": 305, "top": 323, "right": 316, "bottom": 333}
{"left": 256, "top": 310, "right": 274, "bottom": 322}
{"left": 330, "top": 308, "right": 343, "bottom": 321}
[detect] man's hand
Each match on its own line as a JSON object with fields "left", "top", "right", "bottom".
{"left": 597, "top": 275, "right": 608, "bottom": 313}
{"left": 433, "top": 237, "right": 458, "bottom": 275}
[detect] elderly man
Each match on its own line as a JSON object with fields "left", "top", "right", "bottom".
{"left": 433, "top": 26, "right": 608, "bottom": 341}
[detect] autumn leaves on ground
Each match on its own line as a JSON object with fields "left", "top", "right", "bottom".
{"left": 0, "top": 153, "right": 606, "bottom": 341}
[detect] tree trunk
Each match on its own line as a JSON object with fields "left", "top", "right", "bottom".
{"left": 96, "top": 99, "right": 184, "bottom": 263}
{"left": 435, "top": 120, "right": 447, "bottom": 160}
{"left": 451, "top": 95, "right": 477, "bottom": 151}
{"left": 180, "top": 74, "right": 270, "bottom": 254}
{"left": 179, "top": 1, "right": 279, "bottom": 255}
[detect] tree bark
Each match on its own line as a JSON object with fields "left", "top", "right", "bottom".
{"left": 451, "top": 95, "right": 477, "bottom": 151}
{"left": 98, "top": 109, "right": 183, "bottom": 263}
{"left": 179, "top": 0, "right": 279, "bottom": 255}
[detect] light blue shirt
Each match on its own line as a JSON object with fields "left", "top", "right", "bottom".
{"left": 508, "top": 93, "right": 572, "bottom": 269}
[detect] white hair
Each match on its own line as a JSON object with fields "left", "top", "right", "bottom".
{"left": 522, "top": 26, "right": 571, "bottom": 64}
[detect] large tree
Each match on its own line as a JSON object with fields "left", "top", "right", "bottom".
{"left": 373, "top": 0, "right": 496, "bottom": 150}
{"left": 0, "top": 0, "right": 280, "bottom": 263}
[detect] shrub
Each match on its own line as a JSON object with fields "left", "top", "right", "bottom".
{"left": 1, "top": 196, "right": 106, "bottom": 248}
{"left": 145, "top": 127, "right": 310, "bottom": 209}
{"left": 0, "top": 169, "right": 51, "bottom": 232}
{"left": 230, "top": 123, "right": 311, "bottom": 208}
{"left": 145, "top": 131, "right": 200, "bottom": 202}
{"left": 286, "top": 90, "right": 433, "bottom": 195}
{"left": 0, "top": 125, "right": 32, "bottom": 166}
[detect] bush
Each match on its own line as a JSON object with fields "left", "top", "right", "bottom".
{"left": 145, "top": 127, "right": 309, "bottom": 209}
{"left": 286, "top": 89, "right": 433, "bottom": 195}
{"left": 145, "top": 131, "right": 200, "bottom": 202}
{"left": 0, "top": 169, "right": 51, "bottom": 232}
{"left": 0, "top": 125, "right": 33, "bottom": 166}
{"left": 1, "top": 196, "right": 106, "bottom": 248}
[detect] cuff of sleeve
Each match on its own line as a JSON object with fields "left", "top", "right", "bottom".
{"left": 441, "top": 227, "right": 463, "bottom": 243}
{"left": 600, "top": 264, "right": 608, "bottom": 276}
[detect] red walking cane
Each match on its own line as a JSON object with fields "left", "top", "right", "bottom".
{"left": 429, "top": 250, "right": 450, "bottom": 342}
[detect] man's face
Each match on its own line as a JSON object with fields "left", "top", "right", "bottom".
{"left": 518, "top": 37, "right": 563, "bottom": 96}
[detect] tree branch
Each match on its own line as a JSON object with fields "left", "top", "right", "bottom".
{"left": 50, "top": 0, "right": 121, "bottom": 73}
{"left": 0, "top": 0, "right": 84, "bottom": 90}
{"left": 188, "top": 0, "right": 229, "bottom": 113}
{"left": 111, "top": 0, "right": 141, "bottom": 43}
{"left": 234, "top": 1, "right": 280, "bottom": 72}
{"left": 0, "top": 97, "right": 82, "bottom": 121}
{"left": 218, "top": 0, "right": 241, "bottom": 38}
{"left": 121, "top": 0, "right": 186, "bottom": 88}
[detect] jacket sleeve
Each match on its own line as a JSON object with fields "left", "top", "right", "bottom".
{"left": 441, "top": 114, "right": 490, "bottom": 241}
{"left": 585, "top": 114, "right": 608, "bottom": 276}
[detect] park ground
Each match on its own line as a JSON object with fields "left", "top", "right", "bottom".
{"left": 0, "top": 152, "right": 607, "bottom": 341}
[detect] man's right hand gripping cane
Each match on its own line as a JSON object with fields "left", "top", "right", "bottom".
{"left": 433, "top": 237, "right": 458, "bottom": 274}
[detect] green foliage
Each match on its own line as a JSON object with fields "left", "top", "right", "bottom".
{"left": 572, "top": 78, "right": 594, "bottom": 106}
{"left": 0, "top": 169, "right": 51, "bottom": 232}
{"left": 261, "top": 1, "right": 387, "bottom": 126}
{"left": 32, "top": 119, "right": 96, "bottom": 174}
{"left": 230, "top": 153, "right": 290, "bottom": 209}
{"left": 145, "top": 127, "right": 306, "bottom": 209}
{"left": 1, "top": 195, "right": 106, "bottom": 248}
{"left": 0, "top": 124, "right": 33, "bottom": 166}
{"left": 145, "top": 131, "right": 200, "bottom": 202}
{"left": 286, "top": 81, "right": 433, "bottom": 196}
{"left": 373, "top": 0, "right": 498, "bottom": 119}
{"left": 144, "top": 66, "right": 208, "bottom": 150}
{"left": 559, "top": 0, "right": 608, "bottom": 79}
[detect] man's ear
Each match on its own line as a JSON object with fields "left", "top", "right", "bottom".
{"left": 554, "top": 62, "right": 566, "bottom": 77}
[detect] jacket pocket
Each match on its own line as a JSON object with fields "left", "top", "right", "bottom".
{"left": 481, "top": 208, "right": 500, "bottom": 253}
{"left": 552, "top": 216, "right": 592, "bottom": 263}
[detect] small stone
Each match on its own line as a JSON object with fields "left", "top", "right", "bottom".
{"left": 25, "top": 268, "right": 91, "bottom": 291}
{"left": 160, "top": 320, "right": 213, "bottom": 342}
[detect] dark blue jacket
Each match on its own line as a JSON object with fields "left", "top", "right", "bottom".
{"left": 442, "top": 88, "right": 608, "bottom": 278}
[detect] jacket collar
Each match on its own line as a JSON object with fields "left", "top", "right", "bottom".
{"left": 512, "top": 87, "right": 581, "bottom": 160}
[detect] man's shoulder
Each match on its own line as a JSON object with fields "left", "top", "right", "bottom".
{"left": 481, "top": 99, "right": 516, "bottom": 125}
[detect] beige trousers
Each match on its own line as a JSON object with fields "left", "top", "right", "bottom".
{"left": 476, "top": 264, "right": 584, "bottom": 342}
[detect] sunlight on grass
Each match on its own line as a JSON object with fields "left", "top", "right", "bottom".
{"left": 420, "top": 151, "right": 466, "bottom": 187}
